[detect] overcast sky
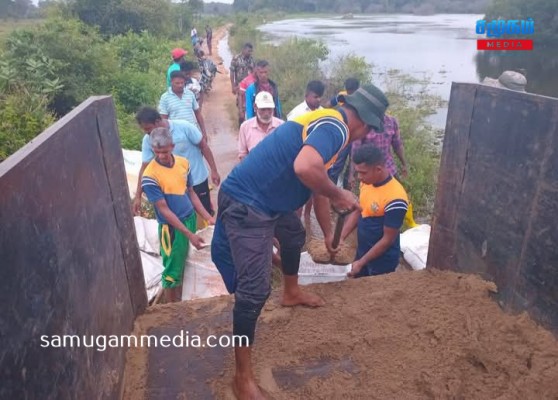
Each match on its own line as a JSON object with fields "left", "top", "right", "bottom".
{"left": 31, "top": 0, "right": 234, "bottom": 5}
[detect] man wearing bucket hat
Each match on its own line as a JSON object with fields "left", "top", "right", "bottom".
{"left": 482, "top": 70, "right": 527, "bottom": 92}
{"left": 211, "top": 84, "right": 389, "bottom": 399}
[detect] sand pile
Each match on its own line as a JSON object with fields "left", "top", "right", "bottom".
{"left": 123, "top": 269, "right": 558, "bottom": 400}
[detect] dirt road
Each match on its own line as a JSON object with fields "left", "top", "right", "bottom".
{"left": 201, "top": 24, "right": 238, "bottom": 207}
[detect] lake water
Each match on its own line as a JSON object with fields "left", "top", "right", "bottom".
{"left": 258, "top": 14, "right": 558, "bottom": 128}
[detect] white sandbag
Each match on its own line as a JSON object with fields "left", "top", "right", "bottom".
{"left": 133, "top": 219, "right": 228, "bottom": 302}
{"left": 298, "top": 251, "right": 350, "bottom": 285}
{"left": 181, "top": 226, "right": 229, "bottom": 301}
{"left": 400, "top": 224, "right": 431, "bottom": 271}
{"left": 122, "top": 149, "right": 143, "bottom": 198}
{"left": 133, "top": 216, "right": 163, "bottom": 302}
{"left": 133, "top": 216, "right": 160, "bottom": 254}
{"left": 141, "top": 252, "right": 163, "bottom": 301}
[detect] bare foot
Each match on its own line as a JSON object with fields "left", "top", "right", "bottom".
{"left": 232, "top": 375, "right": 267, "bottom": 400}
{"left": 281, "top": 290, "right": 325, "bottom": 307}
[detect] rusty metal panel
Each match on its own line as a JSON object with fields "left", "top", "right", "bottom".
{"left": 0, "top": 96, "right": 147, "bottom": 399}
{"left": 428, "top": 84, "right": 477, "bottom": 270}
{"left": 428, "top": 83, "right": 558, "bottom": 334}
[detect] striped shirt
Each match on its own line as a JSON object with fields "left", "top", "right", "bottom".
{"left": 158, "top": 88, "right": 199, "bottom": 127}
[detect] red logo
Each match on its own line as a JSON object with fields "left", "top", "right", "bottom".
{"left": 477, "top": 39, "right": 533, "bottom": 51}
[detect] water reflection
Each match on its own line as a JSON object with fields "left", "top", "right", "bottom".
{"left": 475, "top": 46, "right": 558, "bottom": 98}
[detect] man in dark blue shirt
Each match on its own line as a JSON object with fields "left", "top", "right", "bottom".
{"left": 211, "top": 84, "right": 389, "bottom": 399}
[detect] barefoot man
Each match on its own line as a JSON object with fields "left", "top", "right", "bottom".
{"left": 211, "top": 84, "right": 390, "bottom": 399}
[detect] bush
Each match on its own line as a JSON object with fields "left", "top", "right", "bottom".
{"left": 116, "top": 104, "right": 144, "bottom": 151}
{"left": 4, "top": 18, "right": 118, "bottom": 115}
{"left": 324, "top": 54, "right": 373, "bottom": 101}
{"left": 111, "top": 69, "right": 163, "bottom": 114}
{"left": 0, "top": 93, "right": 55, "bottom": 161}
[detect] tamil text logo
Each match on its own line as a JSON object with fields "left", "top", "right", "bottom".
{"left": 476, "top": 19, "right": 534, "bottom": 51}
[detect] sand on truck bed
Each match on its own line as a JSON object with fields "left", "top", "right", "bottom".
{"left": 123, "top": 269, "right": 558, "bottom": 400}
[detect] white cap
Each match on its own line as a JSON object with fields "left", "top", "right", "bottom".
{"left": 254, "top": 91, "right": 275, "bottom": 109}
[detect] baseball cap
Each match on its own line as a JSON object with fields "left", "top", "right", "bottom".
{"left": 338, "top": 84, "right": 389, "bottom": 131}
{"left": 254, "top": 91, "right": 275, "bottom": 109}
{"left": 171, "top": 48, "right": 188, "bottom": 60}
{"left": 482, "top": 71, "right": 527, "bottom": 92}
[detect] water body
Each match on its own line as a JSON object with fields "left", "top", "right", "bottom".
{"left": 259, "top": 14, "right": 558, "bottom": 128}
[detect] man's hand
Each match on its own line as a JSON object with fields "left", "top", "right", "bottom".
{"left": 211, "top": 169, "right": 221, "bottom": 186}
{"left": 325, "top": 232, "right": 340, "bottom": 256}
{"left": 331, "top": 189, "right": 360, "bottom": 215}
{"left": 132, "top": 196, "right": 142, "bottom": 216}
{"left": 208, "top": 217, "right": 216, "bottom": 226}
{"left": 348, "top": 258, "right": 365, "bottom": 278}
{"left": 189, "top": 234, "right": 207, "bottom": 250}
{"left": 401, "top": 165, "right": 408, "bottom": 178}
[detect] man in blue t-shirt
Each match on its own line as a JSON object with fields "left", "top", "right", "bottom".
{"left": 132, "top": 107, "right": 221, "bottom": 218}
{"left": 211, "top": 84, "right": 390, "bottom": 399}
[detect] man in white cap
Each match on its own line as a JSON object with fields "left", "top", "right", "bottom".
{"left": 482, "top": 70, "right": 527, "bottom": 92}
{"left": 238, "top": 91, "right": 284, "bottom": 161}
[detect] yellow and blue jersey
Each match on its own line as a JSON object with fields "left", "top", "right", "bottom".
{"left": 356, "top": 176, "right": 409, "bottom": 276}
{"left": 141, "top": 156, "right": 194, "bottom": 224}
{"left": 221, "top": 108, "right": 350, "bottom": 215}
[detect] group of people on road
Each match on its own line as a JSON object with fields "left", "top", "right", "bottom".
{"left": 136, "top": 37, "right": 417, "bottom": 399}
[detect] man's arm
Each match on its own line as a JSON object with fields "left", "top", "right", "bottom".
{"left": 154, "top": 199, "right": 205, "bottom": 249}
{"left": 229, "top": 59, "right": 237, "bottom": 93}
{"left": 194, "top": 109, "right": 207, "bottom": 138}
{"left": 348, "top": 226, "right": 399, "bottom": 277}
{"left": 394, "top": 144, "right": 408, "bottom": 178}
{"left": 238, "top": 125, "right": 248, "bottom": 160}
{"left": 312, "top": 194, "right": 333, "bottom": 243}
{"left": 198, "top": 136, "right": 221, "bottom": 186}
{"left": 340, "top": 208, "right": 360, "bottom": 241}
{"left": 133, "top": 162, "right": 150, "bottom": 215}
{"left": 294, "top": 146, "right": 360, "bottom": 252}
{"left": 391, "top": 119, "right": 408, "bottom": 178}
{"left": 293, "top": 146, "right": 354, "bottom": 206}
{"left": 238, "top": 90, "right": 247, "bottom": 120}
{"left": 245, "top": 85, "right": 255, "bottom": 119}
{"left": 274, "top": 90, "right": 283, "bottom": 119}
{"left": 159, "top": 94, "right": 169, "bottom": 120}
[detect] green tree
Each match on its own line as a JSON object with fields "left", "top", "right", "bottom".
{"left": 485, "top": 0, "right": 557, "bottom": 43}
{"left": 70, "top": 0, "right": 173, "bottom": 36}
{"left": 3, "top": 18, "right": 118, "bottom": 114}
